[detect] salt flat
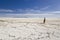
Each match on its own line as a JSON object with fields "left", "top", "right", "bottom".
{"left": 0, "top": 18, "right": 60, "bottom": 40}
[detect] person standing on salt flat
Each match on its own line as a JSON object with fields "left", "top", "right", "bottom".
{"left": 43, "top": 17, "right": 46, "bottom": 24}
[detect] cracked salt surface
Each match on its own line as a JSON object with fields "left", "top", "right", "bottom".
{"left": 0, "top": 19, "right": 60, "bottom": 40}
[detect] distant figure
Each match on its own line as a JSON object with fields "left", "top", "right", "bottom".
{"left": 43, "top": 17, "right": 46, "bottom": 24}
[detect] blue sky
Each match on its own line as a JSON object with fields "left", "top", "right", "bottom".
{"left": 0, "top": 0, "right": 60, "bottom": 18}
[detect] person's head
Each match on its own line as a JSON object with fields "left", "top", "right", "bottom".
{"left": 44, "top": 17, "right": 46, "bottom": 19}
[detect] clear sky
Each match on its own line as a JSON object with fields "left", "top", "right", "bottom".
{"left": 0, "top": 0, "right": 60, "bottom": 18}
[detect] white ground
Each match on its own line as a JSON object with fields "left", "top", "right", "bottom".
{"left": 0, "top": 18, "right": 60, "bottom": 40}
